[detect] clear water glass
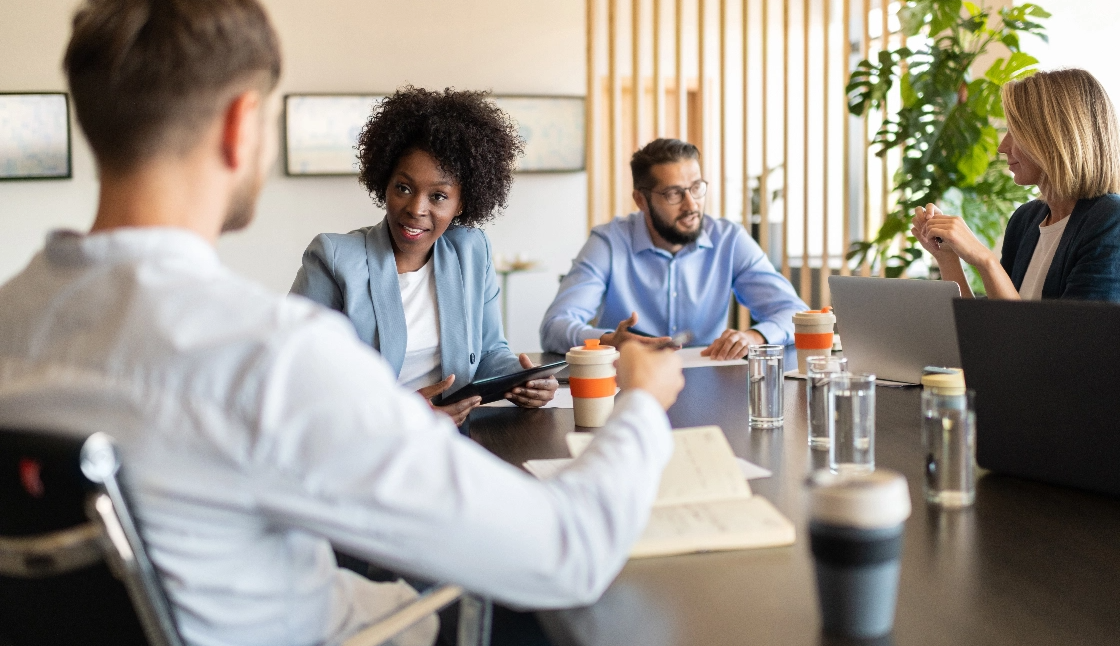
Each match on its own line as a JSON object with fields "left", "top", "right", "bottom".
{"left": 829, "top": 373, "right": 876, "bottom": 474}
{"left": 748, "top": 344, "right": 785, "bottom": 428}
{"left": 922, "top": 389, "right": 976, "bottom": 507}
{"left": 807, "top": 356, "right": 847, "bottom": 449}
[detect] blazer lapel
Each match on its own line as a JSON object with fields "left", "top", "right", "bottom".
{"left": 365, "top": 220, "right": 408, "bottom": 377}
{"left": 434, "top": 234, "right": 471, "bottom": 391}
{"left": 1012, "top": 207, "right": 1046, "bottom": 287}
{"left": 1042, "top": 197, "right": 1093, "bottom": 298}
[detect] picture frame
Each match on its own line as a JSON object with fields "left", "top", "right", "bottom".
{"left": 0, "top": 92, "right": 72, "bottom": 181}
{"left": 283, "top": 94, "right": 384, "bottom": 176}
{"left": 282, "top": 92, "right": 586, "bottom": 177}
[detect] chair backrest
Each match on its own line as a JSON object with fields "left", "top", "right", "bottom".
{"left": 0, "top": 430, "right": 183, "bottom": 646}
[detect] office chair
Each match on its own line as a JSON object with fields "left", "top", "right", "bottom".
{"left": 0, "top": 430, "right": 183, "bottom": 646}
{"left": 0, "top": 428, "right": 490, "bottom": 646}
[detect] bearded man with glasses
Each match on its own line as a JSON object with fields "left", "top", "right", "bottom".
{"left": 541, "top": 138, "right": 807, "bottom": 359}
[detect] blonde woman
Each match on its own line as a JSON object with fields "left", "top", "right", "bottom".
{"left": 913, "top": 68, "right": 1120, "bottom": 300}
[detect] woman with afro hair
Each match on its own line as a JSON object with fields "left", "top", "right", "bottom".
{"left": 292, "top": 87, "right": 557, "bottom": 426}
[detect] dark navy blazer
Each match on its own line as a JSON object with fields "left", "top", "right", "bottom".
{"left": 1000, "top": 194, "right": 1120, "bottom": 301}
{"left": 290, "top": 219, "right": 522, "bottom": 395}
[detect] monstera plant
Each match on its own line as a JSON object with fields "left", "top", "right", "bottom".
{"left": 846, "top": 0, "right": 1050, "bottom": 285}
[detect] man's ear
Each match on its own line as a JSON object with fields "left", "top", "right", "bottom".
{"left": 220, "top": 90, "right": 262, "bottom": 170}
{"left": 633, "top": 189, "right": 649, "bottom": 215}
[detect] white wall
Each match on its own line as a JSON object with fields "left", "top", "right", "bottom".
{"left": 1017, "top": 0, "right": 1120, "bottom": 112}
{"left": 0, "top": 0, "right": 588, "bottom": 352}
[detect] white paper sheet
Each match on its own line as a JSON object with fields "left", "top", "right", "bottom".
{"left": 481, "top": 386, "right": 575, "bottom": 408}
{"left": 525, "top": 455, "right": 771, "bottom": 481}
{"left": 677, "top": 346, "right": 748, "bottom": 369}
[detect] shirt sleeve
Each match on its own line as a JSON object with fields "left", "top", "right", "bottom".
{"left": 290, "top": 234, "right": 344, "bottom": 312}
{"left": 539, "top": 233, "right": 616, "bottom": 353}
{"left": 253, "top": 314, "right": 673, "bottom": 609}
{"left": 729, "top": 227, "right": 807, "bottom": 345}
{"left": 476, "top": 232, "right": 524, "bottom": 379}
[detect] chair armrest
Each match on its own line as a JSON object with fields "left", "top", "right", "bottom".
{"left": 342, "top": 584, "right": 464, "bottom": 646}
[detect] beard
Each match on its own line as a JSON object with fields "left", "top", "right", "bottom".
{"left": 648, "top": 202, "right": 703, "bottom": 246}
{"left": 221, "top": 153, "right": 263, "bottom": 234}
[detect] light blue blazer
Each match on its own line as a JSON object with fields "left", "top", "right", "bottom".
{"left": 290, "top": 219, "right": 522, "bottom": 396}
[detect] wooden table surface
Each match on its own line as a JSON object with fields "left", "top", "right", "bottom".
{"left": 467, "top": 352, "right": 1120, "bottom": 646}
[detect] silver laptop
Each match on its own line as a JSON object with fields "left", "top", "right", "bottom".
{"left": 828, "top": 276, "right": 961, "bottom": 384}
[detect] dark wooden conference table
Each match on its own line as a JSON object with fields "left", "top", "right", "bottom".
{"left": 466, "top": 349, "right": 1120, "bottom": 646}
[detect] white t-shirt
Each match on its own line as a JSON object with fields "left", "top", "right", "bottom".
{"left": 397, "top": 259, "right": 443, "bottom": 390}
{"left": 1018, "top": 215, "right": 1071, "bottom": 300}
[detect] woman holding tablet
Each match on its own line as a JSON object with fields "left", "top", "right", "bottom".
{"left": 913, "top": 68, "right": 1120, "bottom": 300}
{"left": 292, "top": 87, "right": 557, "bottom": 425}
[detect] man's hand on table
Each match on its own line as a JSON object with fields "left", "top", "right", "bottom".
{"left": 617, "top": 342, "right": 685, "bottom": 410}
{"left": 701, "top": 328, "right": 766, "bottom": 360}
{"left": 600, "top": 312, "right": 676, "bottom": 349}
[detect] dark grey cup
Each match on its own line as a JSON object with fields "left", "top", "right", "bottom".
{"left": 810, "top": 521, "right": 904, "bottom": 639}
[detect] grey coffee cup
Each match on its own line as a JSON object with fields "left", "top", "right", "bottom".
{"left": 807, "top": 469, "right": 912, "bottom": 639}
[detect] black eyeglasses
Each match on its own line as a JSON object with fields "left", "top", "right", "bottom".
{"left": 645, "top": 180, "right": 708, "bottom": 205}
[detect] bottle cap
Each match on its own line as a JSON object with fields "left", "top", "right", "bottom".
{"left": 567, "top": 339, "right": 619, "bottom": 364}
{"left": 584, "top": 338, "right": 603, "bottom": 349}
{"left": 921, "top": 368, "right": 965, "bottom": 395}
{"left": 807, "top": 469, "right": 912, "bottom": 530}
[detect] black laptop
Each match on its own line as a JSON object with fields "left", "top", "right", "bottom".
{"left": 954, "top": 299, "right": 1120, "bottom": 497}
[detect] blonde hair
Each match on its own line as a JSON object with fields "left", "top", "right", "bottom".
{"left": 1001, "top": 68, "right": 1120, "bottom": 202}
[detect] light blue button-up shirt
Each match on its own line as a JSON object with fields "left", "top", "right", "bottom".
{"left": 540, "top": 212, "right": 807, "bottom": 353}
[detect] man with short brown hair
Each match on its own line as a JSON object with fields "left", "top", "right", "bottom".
{"left": 0, "top": 2, "right": 684, "bottom": 646}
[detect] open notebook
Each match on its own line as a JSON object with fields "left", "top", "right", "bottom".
{"left": 563, "top": 426, "right": 795, "bottom": 559}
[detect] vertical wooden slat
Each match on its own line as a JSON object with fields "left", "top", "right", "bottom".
{"left": 699, "top": 0, "right": 708, "bottom": 173}
{"left": 878, "top": 0, "right": 888, "bottom": 277}
{"left": 800, "top": 0, "right": 811, "bottom": 299}
{"left": 840, "top": 0, "right": 852, "bottom": 275}
{"left": 760, "top": 0, "right": 770, "bottom": 256}
{"left": 860, "top": 0, "right": 871, "bottom": 276}
{"left": 608, "top": 0, "right": 619, "bottom": 218}
{"left": 632, "top": 0, "right": 643, "bottom": 153}
{"left": 676, "top": 0, "right": 686, "bottom": 139}
{"left": 587, "top": 0, "right": 597, "bottom": 231}
{"left": 820, "top": 0, "right": 831, "bottom": 304}
{"left": 719, "top": 0, "right": 728, "bottom": 219}
{"left": 654, "top": 0, "right": 664, "bottom": 137}
{"left": 781, "top": 0, "right": 790, "bottom": 278}
{"left": 742, "top": 0, "right": 750, "bottom": 229}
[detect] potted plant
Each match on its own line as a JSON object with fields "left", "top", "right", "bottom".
{"left": 845, "top": 0, "right": 1049, "bottom": 289}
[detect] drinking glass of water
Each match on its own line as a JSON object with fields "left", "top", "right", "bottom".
{"left": 922, "top": 388, "right": 976, "bottom": 507}
{"left": 829, "top": 373, "right": 876, "bottom": 473}
{"left": 748, "top": 344, "right": 785, "bottom": 428}
{"left": 807, "top": 356, "right": 847, "bottom": 449}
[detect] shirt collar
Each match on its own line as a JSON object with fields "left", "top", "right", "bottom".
{"left": 629, "top": 211, "right": 714, "bottom": 256}
{"left": 45, "top": 227, "right": 221, "bottom": 270}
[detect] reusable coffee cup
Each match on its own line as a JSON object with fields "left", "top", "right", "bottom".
{"left": 807, "top": 469, "right": 912, "bottom": 639}
{"left": 793, "top": 307, "right": 837, "bottom": 374}
{"left": 566, "top": 339, "right": 620, "bottom": 427}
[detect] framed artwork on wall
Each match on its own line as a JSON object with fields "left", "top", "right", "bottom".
{"left": 282, "top": 93, "right": 586, "bottom": 176}
{"left": 494, "top": 96, "right": 585, "bottom": 172}
{"left": 284, "top": 94, "right": 383, "bottom": 176}
{"left": 0, "top": 92, "right": 72, "bottom": 180}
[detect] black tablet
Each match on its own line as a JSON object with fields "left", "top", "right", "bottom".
{"left": 439, "top": 361, "right": 568, "bottom": 405}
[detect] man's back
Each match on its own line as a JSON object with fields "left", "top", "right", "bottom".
{"left": 0, "top": 228, "right": 677, "bottom": 646}
{"left": 0, "top": 228, "right": 436, "bottom": 646}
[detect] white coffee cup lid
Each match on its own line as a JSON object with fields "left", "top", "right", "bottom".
{"left": 792, "top": 308, "right": 836, "bottom": 326}
{"left": 566, "top": 338, "right": 620, "bottom": 364}
{"left": 807, "top": 469, "right": 912, "bottom": 529}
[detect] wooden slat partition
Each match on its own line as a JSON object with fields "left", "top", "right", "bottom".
{"left": 584, "top": 0, "right": 901, "bottom": 307}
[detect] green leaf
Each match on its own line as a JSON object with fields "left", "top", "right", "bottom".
{"left": 984, "top": 52, "right": 1039, "bottom": 86}
{"left": 929, "top": 0, "right": 963, "bottom": 36}
{"left": 897, "top": 5, "right": 926, "bottom": 38}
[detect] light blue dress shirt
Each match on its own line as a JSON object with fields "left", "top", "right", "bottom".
{"left": 540, "top": 212, "right": 807, "bottom": 353}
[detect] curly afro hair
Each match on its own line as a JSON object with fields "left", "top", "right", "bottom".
{"left": 356, "top": 86, "right": 524, "bottom": 228}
